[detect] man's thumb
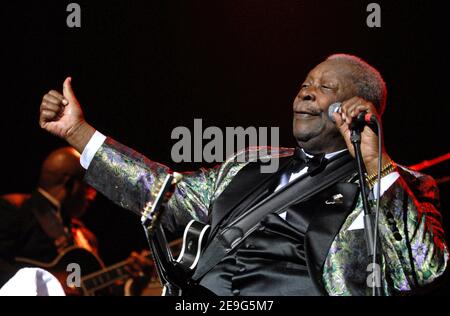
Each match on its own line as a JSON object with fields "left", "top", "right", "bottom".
{"left": 63, "top": 77, "right": 76, "bottom": 101}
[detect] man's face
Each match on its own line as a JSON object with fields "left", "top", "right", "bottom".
{"left": 292, "top": 60, "right": 357, "bottom": 154}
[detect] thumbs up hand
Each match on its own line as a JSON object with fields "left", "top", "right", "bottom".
{"left": 40, "top": 77, "right": 95, "bottom": 153}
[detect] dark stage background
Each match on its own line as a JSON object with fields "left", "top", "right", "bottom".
{"left": 0, "top": 0, "right": 449, "bottom": 280}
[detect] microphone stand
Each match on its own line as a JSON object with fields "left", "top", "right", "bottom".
{"left": 350, "top": 127, "right": 383, "bottom": 296}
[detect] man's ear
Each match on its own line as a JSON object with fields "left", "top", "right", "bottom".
{"left": 63, "top": 175, "right": 76, "bottom": 195}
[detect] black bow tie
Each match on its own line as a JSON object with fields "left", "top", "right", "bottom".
{"left": 291, "top": 147, "right": 328, "bottom": 175}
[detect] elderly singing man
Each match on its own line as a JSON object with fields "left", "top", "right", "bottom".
{"left": 38, "top": 54, "right": 448, "bottom": 295}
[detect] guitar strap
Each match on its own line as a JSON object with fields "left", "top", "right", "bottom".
{"left": 192, "top": 152, "right": 356, "bottom": 281}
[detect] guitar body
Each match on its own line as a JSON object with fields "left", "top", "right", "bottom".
{"left": 15, "top": 246, "right": 122, "bottom": 296}
{"left": 149, "top": 219, "right": 215, "bottom": 297}
{"left": 176, "top": 220, "right": 211, "bottom": 272}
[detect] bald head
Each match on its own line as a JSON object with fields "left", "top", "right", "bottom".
{"left": 38, "top": 147, "right": 83, "bottom": 190}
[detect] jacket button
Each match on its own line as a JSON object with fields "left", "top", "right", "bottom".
{"left": 393, "top": 231, "right": 402, "bottom": 241}
{"left": 232, "top": 289, "right": 240, "bottom": 296}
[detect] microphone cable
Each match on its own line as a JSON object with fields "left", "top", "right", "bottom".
{"left": 371, "top": 117, "right": 383, "bottom": 296}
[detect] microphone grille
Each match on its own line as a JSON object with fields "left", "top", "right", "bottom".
{"left": 328, "top": 102, "right": 342, "bottom": 122}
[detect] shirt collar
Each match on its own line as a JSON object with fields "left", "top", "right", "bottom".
{"left": 302, "top": 148, "right": 348, "bottom": 160}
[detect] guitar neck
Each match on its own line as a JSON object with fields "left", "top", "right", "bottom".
{"left": 81, "top": 258, "right": 134, "bottom": 293}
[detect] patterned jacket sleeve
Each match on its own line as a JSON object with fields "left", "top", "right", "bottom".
{"left": 376, "top": 166, "right": 448, "bottom": 293}
{"left": 84, "top": 137, "right": 220, "bottom": 234}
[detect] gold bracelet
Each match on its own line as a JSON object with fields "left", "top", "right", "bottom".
{"left": 366, "top": 159, "right": 396, "bottom": 188}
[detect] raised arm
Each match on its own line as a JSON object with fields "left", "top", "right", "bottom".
{"left": 39, "top": 78, "right": 219, "bottom": 233}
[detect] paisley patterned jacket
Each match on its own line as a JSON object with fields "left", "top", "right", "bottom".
{"left": 85, "top": 137, "right": 448, "bottom": 295}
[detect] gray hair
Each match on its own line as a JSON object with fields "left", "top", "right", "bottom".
{"left": 326, "top": 54, "right": 387, "bottom": 115}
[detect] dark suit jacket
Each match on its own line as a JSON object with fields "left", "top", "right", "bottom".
{"left": 84, "top": 137, "right": 449, "bottom": 295}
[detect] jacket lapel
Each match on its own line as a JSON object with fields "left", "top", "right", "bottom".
{"left": 304, "top": 182, "right": 359, "bottom": 294}
{"left": 209, "top": 156, "right": 292, "bottom": 237}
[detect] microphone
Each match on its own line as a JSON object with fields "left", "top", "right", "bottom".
{"left": 327, "top": 102, "right": 342, "bottom": 123}
{"left": 328, "top": 102, "right": 377, "bottom": 130}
